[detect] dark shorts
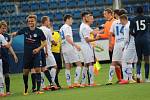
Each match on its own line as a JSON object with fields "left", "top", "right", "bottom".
{"left": 52, "top": 52, "right": 62, "bottom": 69}
{"left": 40, "top": 49, "right": 46, "bottom": 67}
{"left": 24, "top": 49, "right": 42, "bottom": 69}
{"left": 135, "top": 34, "right": 150, "bottom": 60}
{"left": 2, "top": 59, "right": 9, "bottom": 74}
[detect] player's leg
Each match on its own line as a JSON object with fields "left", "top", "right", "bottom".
{"left": 106, "top": 63, "right": 115, "bottom": 85}
{"left": 144, "top": 56, "right": 150, "bottom": 82}
{"left": 31, "top": 68, "right": 36, "bottom": 92}
{"left": 23, "top": 68, "right": 30, "bottom": 95}
{"left": 74, "top": 61, "right": 82, "bottom": 86}
{"left": 65, "top": 63, "right": 72, "bottom": 88}
{"left": 0, "top": 59, "right": 5, "bottom": 96}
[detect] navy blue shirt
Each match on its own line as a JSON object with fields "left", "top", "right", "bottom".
{"left": 17, "top": 27, "right": 46, "bottom": 50}
{"left": 1, "top": 33, "right": 10, "bottom": 60}
{"left": 130, "top": 15, "right": 150, "bottom": 37}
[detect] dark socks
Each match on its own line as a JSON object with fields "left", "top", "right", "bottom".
{"left": 23, "top": 75, "right": 28, "bottom": 93}
{"left": 44, "top": 70, "right": 52, "bottom": 85}
{"left": 5, "top": 76, "right": 10, "bottom": 92}
{"left": 145, "top": 63, "right": 149, "bottom": 79}
{"left": 36, "top": 73, "right": 41, "bottom": 91}
{"left": 31, "top": 73, "right": 36, "bottom": 90}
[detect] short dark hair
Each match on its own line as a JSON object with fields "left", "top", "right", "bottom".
{"left": 64, "top": 14, "right": 72, "bottom": 22}
{"left": 114, "top": 9, "right": 120, "bottom": 15}
{"left": 119, "top": 9, "right": 128, "bottom": 16}
{"left": 81, "top": 11, "right": 91, "bottom": 18}
{"left": 104, "top": 8, "right": 113, "bottom": 14}
{"left": 120, "top": 14, "right": 128, "bottom": 20}
{"left": 41, "top": 16, "right": 49, "bottom": 24}
{"left": 136, "top": 6, "right": 143, "bottom": 14}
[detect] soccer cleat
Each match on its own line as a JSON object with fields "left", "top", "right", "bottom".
{"left": 6, "top": 92, "right": 12, "bottom": 96}
{"left": 106, "top": 81, "right": 113, "bottom": 85}
{"left": 145, "top": 79, "right": 150, "bottom": 83}
{"left": 73, "top": 83, "right": 81, "bottom": 87}
{"left": 32, "top": 89, "right": 37, "bottom": 93}
{"left": 136, "top": 78, "right": 144, "bottom": 83}
{"left": 35, "top": 91, "right": 44, "bottom": 94}
{"left": 67, "top": 85, "right": 74, "bottom": 89}
{"left": 0, "top": 93, "right": 7, "bottom": 97}
{"left": 23, "top": 92, "right": 28, "bottom": 96}
{"left": 129, "top": 80, "right": 136, "bottom": 84}
{"left": 119, "top": 80, "right": 128, "bottom": 84}
{"left": 89, "top": 83, "right": 97, "bottom": 87}
{"left": 42, "top": 87, "right": 50, "bottom": 91}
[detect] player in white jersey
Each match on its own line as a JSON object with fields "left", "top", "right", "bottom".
{"left": 79, "top": 13, "right": 101, "bottom": 86}
{"left": 106, "top": 9, "right": 127, "bottom": 85}
{"left": 60, "top": 14, "right": 82, "bottom": 88}
{"left": 0, "top": 33, "right": 10, "bottom": 96}
{"left": 39, "top": 16, "right": 58, "bottom": 90}
{"left": 119, "top": 15, "right": 137, "bottom": 84}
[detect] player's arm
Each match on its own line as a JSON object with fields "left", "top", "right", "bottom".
{"left": 33, "top": 40, "right": 47, "bottom": 54}
{"left": 129, "top": 20, "right": 136, "bottom": 36}
{"left": 65, "top": 35, "right": 81, "bottom": 51}
{"left": 8, "top": 46, "right": 18, "bottom": 63}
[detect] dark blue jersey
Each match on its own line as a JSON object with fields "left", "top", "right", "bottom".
{"left": 17, "top": 27, "right": 46, "bottom": 50}
{"left": 1, "top": 33, "right": 10, "bottom": 60}
{"left": 130, "top": 15, "right": 150, "bottom": 37}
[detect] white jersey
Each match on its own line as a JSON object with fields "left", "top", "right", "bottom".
{"left": 59, "top": 24, "right": 74, "bottom": 52}
{"left": 122, "top": 21, "right": 137, "bottom": 63}
{"left": 79, "top": 22, "right": 93, "bottom": 44}
{"left": 110, "top": 20, "right": 124, "bottom": 43}
{"left": 79, "top": 22, "right": 94, "bottom": 63}
{"left": 39, "top": 26, "right": 53, "bottom": 51}
{"left": 0, "top": 34, "right": 8, "bottom": 47}
{"left": 123, "top": 21, "right": 135, "bottom": 49}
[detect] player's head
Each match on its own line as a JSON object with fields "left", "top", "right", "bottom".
{"left": 84, "top": 13, "right": 94, "bottom": 25}
{"left": 113, "top": 9, "right": 120, "bottom": 19}
{"left": 26, "top": 15, "right": 37, "bottom": 29}
{"left": 41, "top": 16, "right": 50, "bottom": 27}
{"left": 81, "top": 11, "right": 91, "bottom": 22}
{"left": 120, "top": 14, "right": 128, "bottom": 25}
{"left": 119, "top": 9, "right": 128, "bottom": 16}
{"left": 136, "top": 6, "right": 144, "bottom": 15}
{"left": 103, "top": 8, "right": 113, "bottom": 20}
{"left": 64, "top": 14, "right": 73, "bottom": 26}
{"left": 0, "top": 20, "right": 8, "bottom": 34}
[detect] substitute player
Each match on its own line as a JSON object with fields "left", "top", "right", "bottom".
{"left": 60, "top": 14, "right": 82, "bottom": 88}
{"left": 119, "top": 14, "right": 137, "bottom": 84}
{"left": 130, "top": 6, "right": 150, "bottom": 83}
{"left": 11, "top": 15, "right": 47, "bottom": 95}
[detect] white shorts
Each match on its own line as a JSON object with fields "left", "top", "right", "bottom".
{"left": 81, "top": 43, "right": 94, "bottom": 64}
{"left": 112, "top": 42, "right": 124, "bottom": 61}
{"left": 46, "top": 51, "right": 57, "bottom": 67}
{"left": 62, "top": 47, "right": 80, "bottom": 64}
{"left": 122, "top": 44, "right": 138, "bottom": 63}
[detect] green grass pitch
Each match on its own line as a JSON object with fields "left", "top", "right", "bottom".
{"left": 2, "top": 64, "right": 150, "bottom": 100}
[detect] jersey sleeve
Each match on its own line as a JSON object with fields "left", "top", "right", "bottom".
{"left": 0, "top": 35, "right": 8, "bottom": 46}
{"left": 17, "top": 27, "right": 26, "bottom": 35}
{"left": 129, "top": 20, "right": 136, "bottom": 36}
{"left": 64, "top": 26, "right": 72, "bottom": 37}
{"left": 81, "top": 26, "right": 93, "bottom": 38}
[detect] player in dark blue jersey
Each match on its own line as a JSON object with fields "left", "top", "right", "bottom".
{"left": 130, "top": 6, "right": 150, "bottom": 83}
{"left": 12, "top": 15, "right": 47, "bottom": 95}
{"left": 0, "top": 20, "right": 18, "bottom": 95}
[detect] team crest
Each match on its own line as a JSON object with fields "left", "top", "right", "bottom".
{"left": 33, "top": 33, "right": 37, "bottom": 37}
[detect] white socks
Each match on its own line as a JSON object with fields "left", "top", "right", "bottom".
{"left": 108, "top": 66, "right": 115, "bottom": 81}
{"left": 41, "top": 72, "right": 45, "bottom": 88}
{"left": 65, "top": 69, "right": 71, "bottom": 86}
{"left": 89, "top": 65, "right": 94, "bottom": 84}
{"left": 74, "top": 66, "right": 81, "bottom": 84}
{"left": 81, "top": 67, "right": 88, "bottom": 84}
{"left": 50, "top": 68, "right": 56, "bottom": 85}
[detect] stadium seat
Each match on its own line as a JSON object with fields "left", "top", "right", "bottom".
{"left": 78, "top": 0, "right": 85, "bottom": 7}
{"left": 143, "top": 3, "right": 149, "bottom": 14}
{"left": 53, "top": 23, "right": 60, "bottom": 30}
{"left": 59, "top": 0, "right": 67, "bottom": 9}
{"left": 54, "top": 12, "right": 63, "bottom": 21}
{"left": 67, "top": 1, "right": 77, "bottom": 8}
{"left": 93, "top": 9, "right": 100, "bottom": 17}
{"left": 86, "top": 0, "right": 95, "bottom": 7}
{"left": 72, "top": 22, "right": 79, "bottom": 29}
{"left": 73, "top": 10, "right": 81, "bottom": 19}
{"left": 105, "top": 0, "right": 113, "bottom": 5}
{"left": 20, "top": 2, "right": 31, "bottom": 12}
{"left": 40, "top": 1, "right": 49, "bottom": 10}
{"left": 49, "top": 1, "right": 58, "bottom": 9}
{"left": 95, "top": 0, "right": 104, "bottom": 6}
{"left": 31, "top": 2, "right": 39, "bottom": 11}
